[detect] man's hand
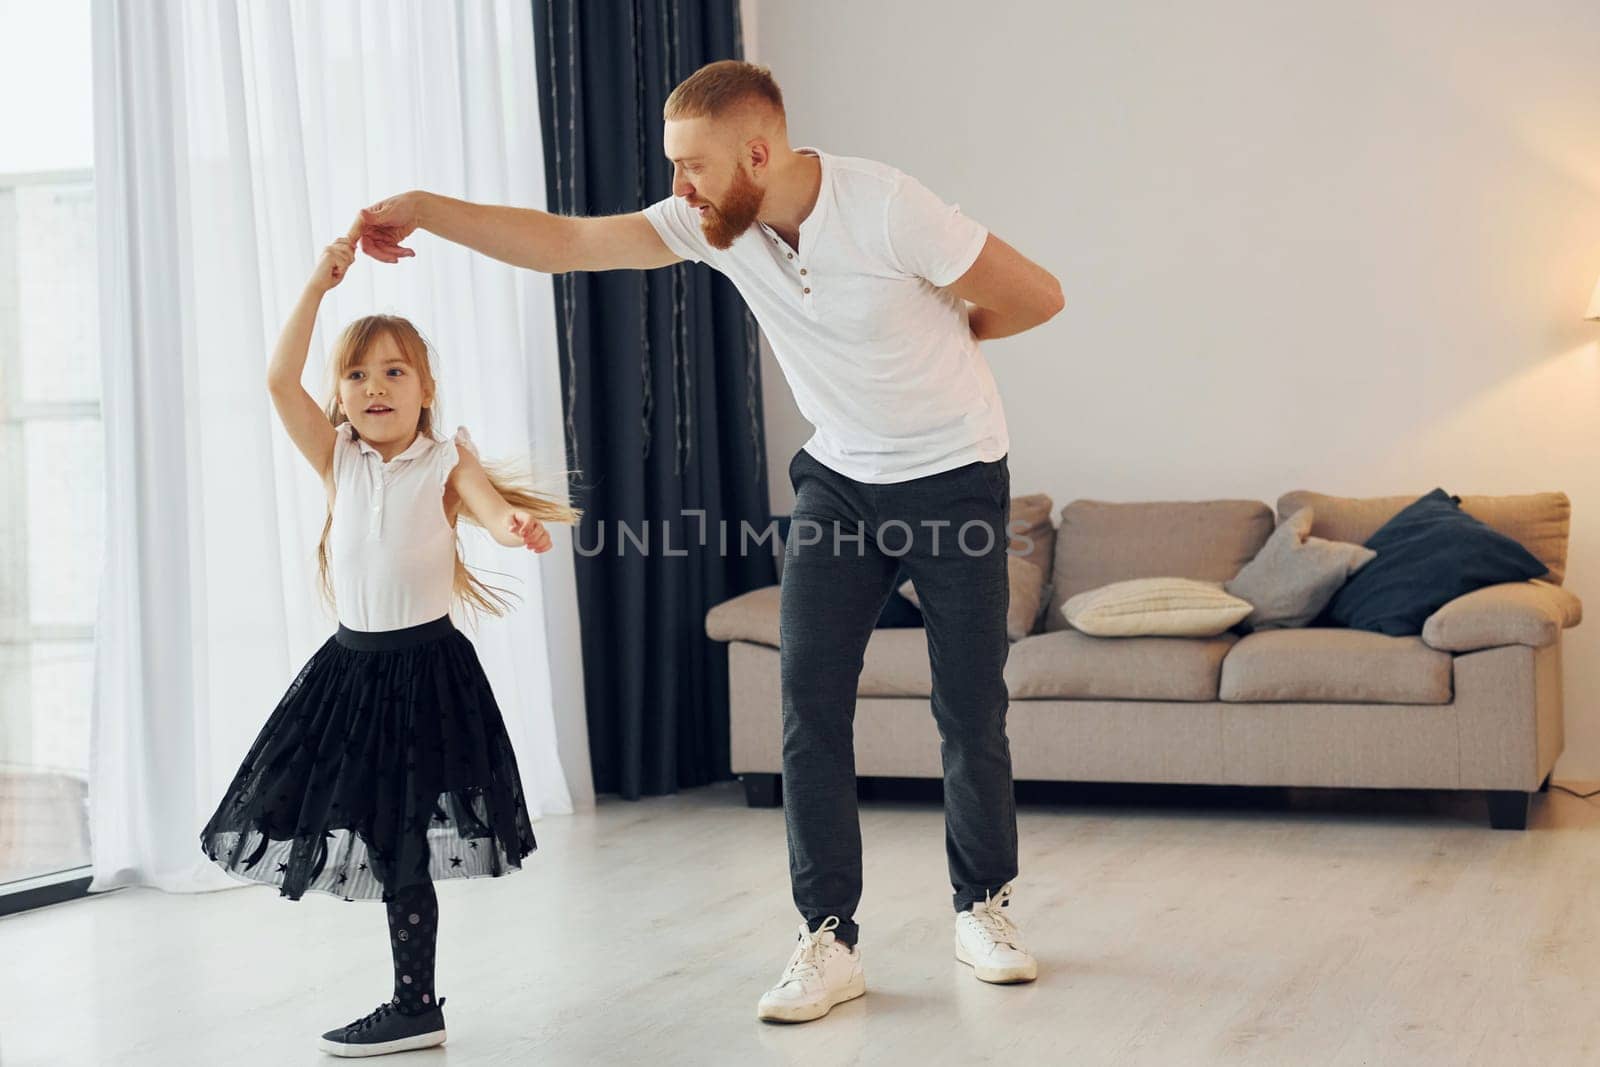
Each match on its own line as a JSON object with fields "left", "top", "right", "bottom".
{"left": 353, "top": 192, "right": 427, "bottom": 263}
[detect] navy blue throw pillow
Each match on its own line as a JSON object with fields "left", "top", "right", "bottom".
{"left": 1318, "top": 488, "right": 1548, "bottom": 636}
{"left": 774, "top": 515, "right": 923, "bottom": 628}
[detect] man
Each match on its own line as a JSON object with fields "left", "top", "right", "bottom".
{"left": 355, "top": 60, "right": 1063, "bottom": 1025}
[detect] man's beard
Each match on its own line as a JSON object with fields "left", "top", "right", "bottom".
{"left": 697, "top": 167, "right": 764, "bottom": 250}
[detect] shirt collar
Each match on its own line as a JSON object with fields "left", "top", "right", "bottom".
{"left": 792, "top": 146, "right": 830, "bottom": 243}
{"left": 758, "top": 146, "right": 830, "bottom": 249}
{"left": 340, "top": 421, "right": 437, "bottom": 464}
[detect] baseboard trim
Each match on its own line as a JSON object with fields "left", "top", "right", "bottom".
{"left": 0, "top": 869, "right": 93, "bottom": 918}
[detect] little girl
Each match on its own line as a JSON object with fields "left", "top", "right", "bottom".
{"left": 199, "top": 232, "right": 579, "bottom": 1057}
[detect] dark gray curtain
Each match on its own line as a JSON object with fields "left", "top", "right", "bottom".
{"left": 532, "top": 0, "right": 776, "bottom": 799}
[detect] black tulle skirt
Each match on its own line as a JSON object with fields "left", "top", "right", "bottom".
{"left": 199, "top": 615, "right": 536, "bottom": 901}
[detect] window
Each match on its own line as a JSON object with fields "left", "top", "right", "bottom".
{"left": 0, "top": 0, "right": 98, "bottom": 902}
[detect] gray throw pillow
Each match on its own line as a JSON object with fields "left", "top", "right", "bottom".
{"left": 1224, "top": 507, "right": 1376, "bottom": 631}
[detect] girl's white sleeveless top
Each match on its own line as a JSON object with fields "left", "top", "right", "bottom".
{"left": 328, "top": 421, "right": 474, "bottom": 632}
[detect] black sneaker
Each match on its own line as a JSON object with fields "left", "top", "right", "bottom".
{"left": 317, "top": 998, "right": 447, "bottom": 1058}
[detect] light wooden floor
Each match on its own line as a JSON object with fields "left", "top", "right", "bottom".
{"left": 5, "top": 780, "right": 1600, "bottom": 1066}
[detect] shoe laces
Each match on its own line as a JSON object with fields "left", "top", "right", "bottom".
{"left": 781, "top": 916, "right": 841, "bottom": 985}
{"left": 968, "top": 884, "right": 1021, "bottom": 947}
{"left": 346, "top": 1000, "right": 397, "bottom": 1033}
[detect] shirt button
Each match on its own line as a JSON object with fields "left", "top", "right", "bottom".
{"left": 803, "top": 287, "right": 812, "bottom": 294}
{"left": 787, "top": 253, "right": 793, "bottom": 259}
{"left": 799, "top": 268, "right": 808, "bottom": 275}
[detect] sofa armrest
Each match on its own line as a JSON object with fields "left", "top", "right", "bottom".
{"left": 705, "top": 584, "right": 782, "bottom": 648}
{"left": 1420, "top": 579, "right": 1583, "bottom": 653}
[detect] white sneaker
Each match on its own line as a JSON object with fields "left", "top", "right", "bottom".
{"left": 756, "top": 916, "right": 867, "bottom": 1023}
{"left": 954, "top": 883, "right": 1038, "bottom": 984}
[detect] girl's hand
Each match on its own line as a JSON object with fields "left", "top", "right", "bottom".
{"left": 508, "top": 512, "right": 553, "bottom": 553}
{"left": 311, "top": 236, "right": 356, "bottom": 293}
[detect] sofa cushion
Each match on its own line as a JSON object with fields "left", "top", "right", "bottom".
{"left": 1318, "top": 489, "right": 1549, "bottom": 636}
{"left": 1005, "top": 629, "right": 1238, "bottom": 701}
{"left": 858, "top": 628, "right": 934, "bottom": 696}
{"left": 1046, "top": 499, "right": 1274, "bottom": 633}
{"left": 1421, "top": 579, "right": 1584, "bottom": 652}
{"left": 1278, "top": 489, "right": 1571, "bottom": 585}
{"left": 705, "top": 585, "right": 781, "bottom": 647}
{"left": 1219, "top": 628, "right": 1452, "bottom": 704}
{"left": 1062, "top": 578, "right": 1253, "bottom": 637}
{"left": 1224, "top": 507, "right": 1377, "bottom": 631}
{"left": 1049, "top": 502, "right": 1273, "bottom": 633}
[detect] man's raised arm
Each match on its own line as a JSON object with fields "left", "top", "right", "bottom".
{"left": 354, "top": 191, "right": 683, "bottom": 273}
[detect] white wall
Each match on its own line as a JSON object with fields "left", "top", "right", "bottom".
{"left": 748, "top": 0, "right": 1600, "bottom": 779}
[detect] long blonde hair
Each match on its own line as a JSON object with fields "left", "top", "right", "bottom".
{"left": 317, "top": 314, "right": 582, "bottom": 618}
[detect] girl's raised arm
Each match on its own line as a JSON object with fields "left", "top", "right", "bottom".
{"left": 266, "top": 234, "right": 357, "bottom": 482}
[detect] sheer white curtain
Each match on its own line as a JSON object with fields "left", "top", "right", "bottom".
{"left": 89, "top": 0, "right": 591, "bottom": 894}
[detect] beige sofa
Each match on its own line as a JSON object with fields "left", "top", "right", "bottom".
{"left": 705, "top": 490, "right": 1581, "bottom": 830}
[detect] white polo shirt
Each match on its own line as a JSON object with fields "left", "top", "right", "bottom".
{"left": 328, "top": 421, "right": 472, "bottom": 631}
{"left": 643, "top": 148, "right": 1009, "bottom": 484}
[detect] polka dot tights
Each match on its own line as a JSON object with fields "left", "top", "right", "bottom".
{"left": 384, "top": 880, "right": 439, "bottom": 1014}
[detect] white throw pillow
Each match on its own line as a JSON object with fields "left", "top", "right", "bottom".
{"left": 1062, "top": 577, "right": 1253, "bottom": 637}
